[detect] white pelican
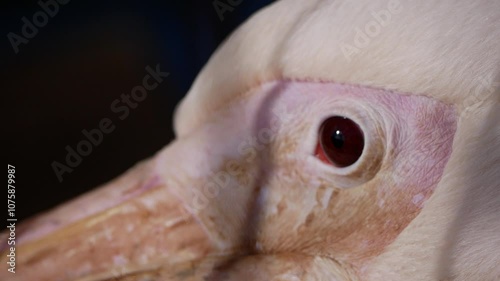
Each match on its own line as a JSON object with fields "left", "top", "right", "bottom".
{"left": 2, "top": 0, "right": 499, "bottom": 280}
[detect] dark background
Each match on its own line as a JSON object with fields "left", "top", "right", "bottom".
{"left": 2, "top": 0, "right": 274, "bottom": 221}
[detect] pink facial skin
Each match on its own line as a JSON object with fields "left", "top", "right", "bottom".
{"left": 239, "top": 81, "right": 457, "bottom": 268}
{"left": 0, "top": 80, "right": 457, "bottom": 281}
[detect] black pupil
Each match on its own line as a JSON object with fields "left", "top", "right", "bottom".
{"left": 331, "top": 130, "right": 344, "bottom": 148}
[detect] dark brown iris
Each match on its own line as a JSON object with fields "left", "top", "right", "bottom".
{"left": 317, "top": 116, "right": 364, "bottom": 167}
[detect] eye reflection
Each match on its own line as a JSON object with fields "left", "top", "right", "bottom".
{"left": 316, "top": 116, "right": 364, "bottom": 167}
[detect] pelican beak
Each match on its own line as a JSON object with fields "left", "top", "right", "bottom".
{"left": 2, "top": 147, "right": 252, "bottom": 280}
{"left": 0, "top": 105, "right": 265, "bottom": 281}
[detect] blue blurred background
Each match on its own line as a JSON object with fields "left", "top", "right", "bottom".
{"left": 2, "top": 0, "right": 274, "bottom": 220}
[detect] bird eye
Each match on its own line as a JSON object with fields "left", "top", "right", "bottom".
{"left": 315, "top": 116, "right": 365, "bottom": 167}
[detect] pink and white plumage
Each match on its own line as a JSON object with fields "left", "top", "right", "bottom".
{"left": 2, "top": 0, "right": 499, "bottom": 280}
